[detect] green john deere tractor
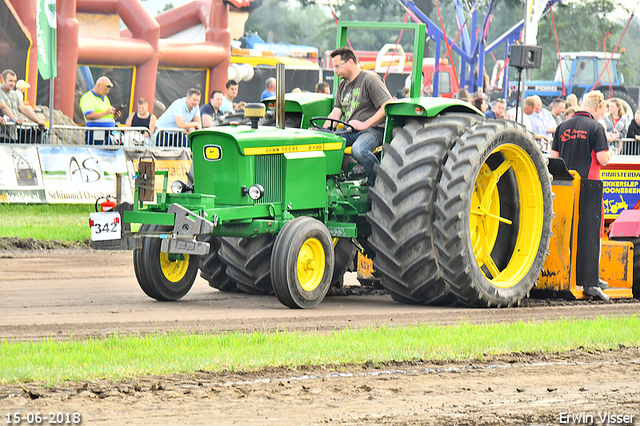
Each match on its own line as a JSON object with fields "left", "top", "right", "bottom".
{"left": 91, "top": 22, "right": 553, "bottom": 309}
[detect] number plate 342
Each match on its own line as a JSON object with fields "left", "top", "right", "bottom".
{"left": 89, "top": 212, "right": 122, "bottom": 241}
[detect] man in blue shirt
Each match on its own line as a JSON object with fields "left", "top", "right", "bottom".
{"left": 260, "top": 78, "right": 276, "bottom": 101}
{"left": 155, "top": 89, "right": 202, "bottom": 147}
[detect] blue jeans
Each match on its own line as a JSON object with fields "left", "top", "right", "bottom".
{"left": 343, "top": 127, "right": 384, "bottom": 185}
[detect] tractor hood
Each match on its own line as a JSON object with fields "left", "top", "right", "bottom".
{"left": 190, "top": 125, "right": 345, "bottom": 156}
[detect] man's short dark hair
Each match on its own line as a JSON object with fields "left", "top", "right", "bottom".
{"left": 187, "top": 88, "right": 201, "bottom": 98}
{"left": 226, "top": 80, "right": 238, "bottom": 89}
{"left": 315, "top": 82, "right": 330, "bottom": 93}
{"left": 2, "top": 69, "right": 16, "bottom": 81}
{"left": 552, "top": 98, "right": 565, "bottom": 107}
{"left": 211, "top": 90, "right": 223, "bottom": 98}
{"left": 330, "top": 47, "right": 357, "bottom": 64}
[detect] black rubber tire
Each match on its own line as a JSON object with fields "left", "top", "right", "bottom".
{"left": 219, "top": 235, "right": 274, "bottom": 295}
{"left": 139, "top": 225, "right": 200, "bottom": 301}
{"left": 133, "top": 224, "right": 161, "bottom": 300}
{"left": 610, "top": 237, "right": 640, "bottom": 299}
{"left": 366, "top": 114, "right": 481, "bottom": 305}
{"left": 198, "top": 235, "right": 237, "bottom": 292}
{"left": 271, "top": 217, "right": 335, "bottom": 309}
{"left": 331, "top": 238, "right": 358, "bottom": 288}
{"left": 434, "top": 120, "right": 554, "bottom": 307}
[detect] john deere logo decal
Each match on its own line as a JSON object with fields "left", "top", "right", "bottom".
{"left": 204, "top": 145, "right": 222, "bottom": 161}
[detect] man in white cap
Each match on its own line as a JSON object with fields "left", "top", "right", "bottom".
{"left": 79, "top": 76, "right": 121, "bottom": 144}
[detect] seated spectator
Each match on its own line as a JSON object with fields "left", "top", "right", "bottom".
{"left": 154, "top": 89, "right": 202, "bottom": 147}
{"left": 200, "top": 90, "right": 224, "bottom": 127}
{"left": 315, "top": 81, "right": 330, "bottom": 94}
{"left": 124, "top": 98, "right": 157, "bottom": 144}
{"left": 261, "top": 78, "right": 276, "bottom": 101}
{"left": 624, "top": 110, "right": 640, "bottom": 154}
{"left": 221, "top": 80, "right": 238, "bottom": 114}
{"left": 472, "top": 95, "right": 487, "bottom": 113}
{"left": 603, "top": 98, "right": 628, "bottom": 142}
{"left": 455, "top": 88, "right": 473, "bottom": 103}
{"left": 484, "top": 98, "right": 508, "bottom": 119}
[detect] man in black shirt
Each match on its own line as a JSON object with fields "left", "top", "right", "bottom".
{"left": 551, "top": 90, "right": 612, "bottom": 300}
{"left": 200, "top": 90, "right": 225, "bottom": 128}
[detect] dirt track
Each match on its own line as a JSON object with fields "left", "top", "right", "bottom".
{"left": 1, "top": 250, "right": 639, "bottom": 425}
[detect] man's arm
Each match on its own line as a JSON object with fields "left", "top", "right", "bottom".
{"left": 323, "top": 107, "right": 343, "bottom": 128}
{"left": 175, "top": 114, "right": 202, "bottom": 131}
{"left": 202, "top": 113, "right": 213, "bottom": 128}
{"left": 350, "top": 99, "right": 391, "bottom": 131}
{"left": 85, "top": 107, "right": 116, "bottom": 120}
{"left": 18, "top": 103, "right": 45, "bottom": 127}
{"left": 596, "top": 149, "right": 613, "bottom": 166}
{"left": 550, "top": 150, "right": 559, "bottom": 158}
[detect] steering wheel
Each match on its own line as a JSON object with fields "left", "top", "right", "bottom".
{"left": 310, "top": 117, "right": 356, "bottom": 135}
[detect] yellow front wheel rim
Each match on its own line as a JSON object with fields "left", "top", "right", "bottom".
{"left": 470, "top": 144, "right": 544, "bottom": 288}
{"left": 160, "top": 252, "right": 190, "bottom": 282}
{"left": 297, "top": 238, "right": 326, "bottom": 292}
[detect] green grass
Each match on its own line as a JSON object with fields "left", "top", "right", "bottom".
{"left": 0, "top": 204, "right": 93, "bottom": 242}
{"left": 1, "top": 316, "right": 638, "bottom": 384}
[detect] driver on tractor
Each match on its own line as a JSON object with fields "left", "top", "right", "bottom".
{"left": 325, "top": 47, "right": 392, "bottom": 186}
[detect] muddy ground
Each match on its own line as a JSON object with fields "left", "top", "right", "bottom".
{"left": 0, "top": 249, "right": 638, "bottom": 425}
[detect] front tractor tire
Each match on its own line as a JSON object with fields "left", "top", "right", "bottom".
{"left": 219, "top": 235, "right": 274, "bottom": 295}
{"left": 271, "top": 217, "right": 335, "bottom": 309}
{"left": 434, "top": 120, "right": 553, "bottom": 307}
{"left": 367, "top": 115, "right": 481, "bottom": 305}
{"left": 136, "top": 225, "right": 200, "bottom": 301}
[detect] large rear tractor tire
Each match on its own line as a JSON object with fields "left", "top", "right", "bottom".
{"left": 271, "top": 217, "right": 335, "bottom": 309}
{"left": 219, "top": 235, "right": 274, "bottom": 295}
{"left": 367, "top": 114, "right": 481, "bottom": 305}
{"left": 137, "top": 225, "right": 200, "bottom": 301}
{"left": 434, "top": 120, "right": 553, "bottom": 307}
{"left": 199, "top": 235, "right": 237, "bottom": 292}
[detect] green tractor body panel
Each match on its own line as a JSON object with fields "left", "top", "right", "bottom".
{"left": 384, "top": 97, "right": 483, "bottom": 142}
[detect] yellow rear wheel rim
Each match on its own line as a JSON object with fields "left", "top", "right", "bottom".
{"left": 297, "top": 238, "right": 326, "bottom": 292}
{"left": 470, "top": 144, "right": 543, "bottom": 288}
{"left": 160, "top": 252, "right": 190, "bottom": 282}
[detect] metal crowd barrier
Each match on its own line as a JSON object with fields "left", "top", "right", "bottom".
{"left": 0, "top": 123, "right": 193, "bottom": 148}
{"left": 0, "top": 122, "right": 44, "bottom": 144}
{"left": 44, "top": 125, "right": 155, "bottom": 147}
{"left": 154, "top": 128, "right": 190, "bottom": 148}
{"left": 616, "top": 138, "right": 640, "bottom": 156}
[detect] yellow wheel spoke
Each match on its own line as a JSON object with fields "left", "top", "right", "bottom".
{"left": 470, "top": 206, "right": 513, "bottom": 225}
{"left": 479, "top": 159, "right": 512, "bottom": 211}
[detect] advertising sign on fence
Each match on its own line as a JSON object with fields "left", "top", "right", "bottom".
{"left": 601, "top": 167, "right": 640, "bottom": 219}
{"left": 38, "top": 146, "right": 132, "bottom": 204}
{"left": 0, "top": 145, "right": 46, "bottom": 203}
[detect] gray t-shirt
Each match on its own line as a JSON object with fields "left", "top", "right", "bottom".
{"left": 334, "top": 70, "right": 391, "bottom": 129}
{"left": 0, "top": 88, "right": 21, "bottom": 117}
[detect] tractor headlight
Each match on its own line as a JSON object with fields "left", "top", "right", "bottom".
{"left": 248, "top": 184, "right": 264, "bottom": 200}
{"left": 171, "top": 180, "right": 187, "bottom": 194}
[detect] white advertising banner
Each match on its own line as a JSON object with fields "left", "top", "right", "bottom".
{"left": 38, "top": 146, "right": 132, "bottom": 204}
{"left": 0, "top": 145, "right": 46, "bottom": 203}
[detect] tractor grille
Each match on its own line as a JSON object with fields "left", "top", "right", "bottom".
{"left": 255, "top": 155, "right": 282, "bottom": 204}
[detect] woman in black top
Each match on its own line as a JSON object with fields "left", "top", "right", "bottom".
{"left": 125, "top": 97, "right": 157, "bottom": 135}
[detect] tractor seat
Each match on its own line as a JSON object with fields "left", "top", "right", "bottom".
{"left": 344, "top": 146, "right": 383, "bottom": 155}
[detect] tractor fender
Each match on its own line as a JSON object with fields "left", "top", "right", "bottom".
{"left": 608, "top": 209, "right": 640, "bottom": 238}
{"left": 385, "top": 97, "right": 482, "bottom": 120}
